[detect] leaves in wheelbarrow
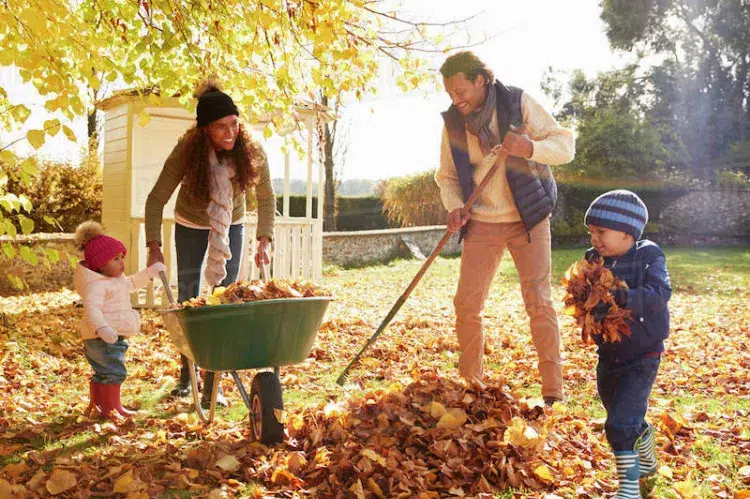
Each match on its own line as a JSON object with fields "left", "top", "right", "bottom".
{"left": 561, "top": 257, "right": 632, "bottom": 344}
{"left": 179, "top": 279, "right": 331, "bottom": 307}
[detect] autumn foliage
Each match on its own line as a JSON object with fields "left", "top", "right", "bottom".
{"left": 562, "top": 257, "right": 632, "bottom": 344}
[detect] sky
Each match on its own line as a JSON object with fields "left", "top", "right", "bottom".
{"left": 0, "top": 0, "right": 627, "bottom": 182}
{"left": 334, "top": 0, "right": 625, "bottom": 181}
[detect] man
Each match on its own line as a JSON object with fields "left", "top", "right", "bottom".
{"left": 435, "top": 51, "right": 574, "bottom": 404}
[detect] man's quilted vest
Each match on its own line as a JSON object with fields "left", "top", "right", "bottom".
{"left": 441, "top": 80, "right": 557, "bottom": 239}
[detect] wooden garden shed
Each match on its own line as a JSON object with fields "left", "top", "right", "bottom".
{"left": 96, "top": 91, "right": 327, "bottom": 307}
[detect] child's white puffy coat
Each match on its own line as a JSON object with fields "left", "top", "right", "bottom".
{"left": 74, "top": 262, "right": 151, "bottom": 340}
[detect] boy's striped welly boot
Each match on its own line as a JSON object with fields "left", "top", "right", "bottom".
{"left": 637, "top": 423, "right": 658, "bottom": 477}
{"left": 614, "top": 450, "right": 642, "bottom": 498}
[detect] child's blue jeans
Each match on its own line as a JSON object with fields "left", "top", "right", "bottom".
{"left": 175, "top": 223, "right": 244, "bottom": 301}
{"left": 597, "top": 355, "right": 660, "bottom": 451}
{"left": 85, "top": 337, "right": 128, "bottom": 384}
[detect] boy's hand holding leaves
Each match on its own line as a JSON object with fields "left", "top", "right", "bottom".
{"left": 562, "top": 257, "right": 632, "bottom": 345}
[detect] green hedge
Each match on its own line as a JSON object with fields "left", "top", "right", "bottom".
{"left": 275, "top": 195, "right": 391, "bottom": 231}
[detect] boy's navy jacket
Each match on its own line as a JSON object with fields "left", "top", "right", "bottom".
{"left": 585, "top": 240, "right": 671, "bottom": 364}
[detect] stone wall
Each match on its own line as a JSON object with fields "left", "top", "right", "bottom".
{"left": 661, "top": 189, "right": 750, "bottom": 237}
{"left": 322, "top": 226, "right": 462, "bottom": 267}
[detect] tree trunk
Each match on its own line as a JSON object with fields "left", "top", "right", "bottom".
{"left": 321, "top": 95, "right": 337, "bottom": 231}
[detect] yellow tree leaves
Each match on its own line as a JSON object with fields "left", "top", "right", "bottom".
{"left": 562, "top": 257, "right": 632, "bottom": 344}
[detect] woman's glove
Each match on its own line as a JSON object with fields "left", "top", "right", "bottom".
{"left": 147, "top": 262, "right": 167, "bottom": 279}
{"left": 96, "top": 325, "right": 118, "bottom": 344}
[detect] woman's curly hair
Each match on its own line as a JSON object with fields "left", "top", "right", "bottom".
{"left": 180, "top": 77, "right": 263, "bottom": 204}
{"left": 179, "top": 122, "right": 263, "bottom": 205}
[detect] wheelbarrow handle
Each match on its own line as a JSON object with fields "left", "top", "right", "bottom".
{"left": 158, "top": 271, "right": 177, "bottom": 307}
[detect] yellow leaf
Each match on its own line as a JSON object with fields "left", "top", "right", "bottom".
{"left": 44, "top": 119, "right": 61, "bottom": 136}
{"left": 533, "top": 464, "right": 554, "bottom": 484}
{"left": 427, "top": 401, "right": 446, "bottom": 418}
{"left": 360, "top": 448, "right": 387, "bottom": 467}
{"left": 323, "top": 401, "right": 345, "bottom": 418}
{"left": 436, "top": 408, "right": 468, "bottom": 429}
{"left": 26, "top": 129, "right": 45, "bottom": 149}
{"left": 113, "top": 470, "right": 134, "bottom": 494}
{"left": 673, "top": 480, "right": 696, "bottom": 499}
{"left": 349, "top": 479, "right": 365, "bottom": 499}
{"left": 366, "top": 477, "right": 386, "bottom": 499}
{"left": 62, "top": 125, "right": 76, "bottom": 142}
{"left": 205, "top": 295, "right": 221, "bottom": 306}
{"left": 658, "top": 465, "right": 673, "bottom": 479}
{"left": 45, "top": 468, "right": 77, "bottom": 495}
{"left": 212, "top": 286, "right": 226, "bottom": 297}
{"left": 137, "top": 110, "right": 151, "bottom": 127}
{"left": 215, "top": 454, "right": 240, "bottom": 472}
{"left": 504, "top": 417, "right": 542, "bottom": 449}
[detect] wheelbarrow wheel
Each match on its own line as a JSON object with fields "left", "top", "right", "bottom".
{"left": 249, "top": 372, "right": 284, "bottom": 445}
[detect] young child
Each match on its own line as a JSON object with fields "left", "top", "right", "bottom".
{"left": 583, "top": 190, "right": 671, "bottom": 498}
{"left": 74, "top": 222, "right": 165, "bottom": 419}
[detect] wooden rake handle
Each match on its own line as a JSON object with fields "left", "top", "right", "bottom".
{"left": 335, "top": 144, "right": 510, "bottom": 385}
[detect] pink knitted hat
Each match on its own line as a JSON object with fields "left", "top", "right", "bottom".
{"left": 84, "top": 235, "right": 127, "bottom": 271}
{"left": 75, "top": 221, "right": 127, "bottom": 271}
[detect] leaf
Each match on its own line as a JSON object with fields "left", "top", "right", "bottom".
{"left": 504, "top": 417, "right": 543, "bottom": 449}
{"left": 19, "top": 245, "right": 38, "bottom": 265}
{"left": 2, "top": 242, "right": 16, "bottom": 259}
{"left": 349, "top": 479, "right": 366, "bottom": 499}
{"left": 436, "top": 408, "right": 468, "bottom": 429}
{"left": 44, "top": 119, "right": 61, "bottom": 136}
{"left": 658, "top": 464, "right": 673, "bottom": 479}
{"left": 45, "top": 248, "right": 60, "bottom": 264}
{"left": 113, "top": 469, "right": 135, "bottom": 493}
{"left": 62, "top": 125, "right": 76, "bottom": 142}
{"left": 360, "top": 448, "right": 387, "bottom": 467}
{"left": 45, "top": 468, "right": 76, "bottom": 495}
{"left": 426, "top": 400, "right": 446, "bottom": 418}
{"left": 0, "top": 150, "right": 16, "bottom": 167}
{"left": 215, "top": 454, "right": 240, "bottom": 472}
{"left": 137, "top": 110, "right": 151, "bottom": 126}
{"left": 673, "top": 480, "right": 697, "bottom": 498}
{"left": 533, "top": 464, "right": 554, "bottom": 484}
{"left": 366, "top": 477, "right": 386, "bottom": 499}
{"left": 26, "top": 129, "right": 46, "bottom": 149}
{"left": 18, "top": 214, "right": 34, "bottom": 235}
{"left": 18, "top": 195, "right": 33, "bottom": 213}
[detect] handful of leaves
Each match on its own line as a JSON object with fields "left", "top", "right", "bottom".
{"left": 562, "top": 257, "right": 632, "bottom": 344}
{"left": 180, "top": 279, "right": 331, "bottom": 308}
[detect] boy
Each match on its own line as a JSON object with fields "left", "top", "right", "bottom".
{"left": 583, "top": 190, "right": 671, "bottom": 498}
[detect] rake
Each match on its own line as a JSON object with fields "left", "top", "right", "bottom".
{"left": 335, "top": 143, "right": 511, "bottom": 385}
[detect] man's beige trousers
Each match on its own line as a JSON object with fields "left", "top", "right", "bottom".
{"left": 454, "top": 217, "right": 563, "bottom": 399}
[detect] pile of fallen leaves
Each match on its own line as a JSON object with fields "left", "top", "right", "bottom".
{"left": 561, "top": 257, "right": 632, "bottom": 344}
{"left": 180, "top": 279, "right": 331, "bottom": 308}
{"left": 283, "top": 371, "right": 561, "bottom": 497}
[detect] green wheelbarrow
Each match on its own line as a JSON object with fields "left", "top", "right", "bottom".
{"left": 158, "top": 272, "right": 331, "bottom": 445}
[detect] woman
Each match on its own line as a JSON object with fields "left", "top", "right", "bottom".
{"left": 145, "top": 78, "right": 275, "bottom": 407}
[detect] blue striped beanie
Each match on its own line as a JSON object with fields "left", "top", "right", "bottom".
{"left": 584, "top": 189, "right": 648, "bottom": 240}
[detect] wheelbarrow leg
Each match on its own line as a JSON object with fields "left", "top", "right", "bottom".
{"left": 230, "top": 371, "right": 252, "bottom": 410}
{"left": 188, "top": 359, "right": 209, "bottom": 423}
{"left": 207, "top": 370, "right": 221, "bottom": 422}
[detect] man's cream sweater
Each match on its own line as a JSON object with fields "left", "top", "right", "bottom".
{"left": 436, "top": 92, "right": 575, "bottom": 223}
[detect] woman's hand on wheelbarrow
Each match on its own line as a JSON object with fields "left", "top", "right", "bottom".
{"left": 254, "top": 236, "right": 271, "bottom": 267}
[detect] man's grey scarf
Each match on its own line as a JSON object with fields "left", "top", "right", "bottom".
{"left": 464, "top": 83, "right": 500, "bottom": 155}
